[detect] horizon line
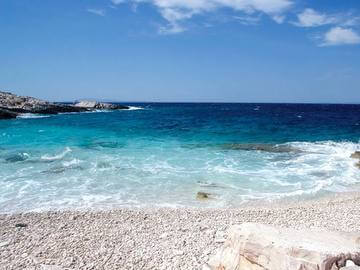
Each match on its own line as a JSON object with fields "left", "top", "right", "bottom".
{"left": 57, "top": 100, "right": 360, "bottom": 105}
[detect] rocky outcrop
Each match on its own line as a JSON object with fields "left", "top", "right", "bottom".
{"left": 206, "top": 223, "right": 360, "bottom": 270}
{"left": 0, "top": 91, "right": 129, "bottom": 119}
{"left": 197, "top": 192, "right": 212, "bottom": 200}
{"left": 351, "top": 152, "right": 360, "bottom": 159}
{"left": 0, "top": 108, "right": 18, "bottom": 119}
{"left": 350, "top": 152, "right": 360, "bottom": 169}
{"left": 74, "top": 100, "right": 129, "bottom": 110}
{"left": 0, "top": 91, "right": 87, "bottom": 117}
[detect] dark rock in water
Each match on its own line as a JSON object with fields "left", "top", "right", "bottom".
{"left": 4, "top": 153, "right": 29, "bottom": 163}
{"left": 350, "top": 151, "right": 360, "bottom": 159}
{"left": 221, "top": 143, "right": 298, "bottom": 153}
{"left": 356, "top": 162, "right": 360, "bottom": 169}
{"left": 92, "top": 141, "right": 124, "bottom": 149}
{"left": 196, "top": 191, "right": 212, "bottom": 200}
{"left": 80, "top": 141, "right": 125, "bottom": 150}
{"left": 15, "top": 223, "right": 28, "bottom": 228}
{"left": 96, "top": 161, "right": 112, "bottom": 168}
{"left": 0, "top": 108, "right": 17, "bottom": 119}
{"left": 74, "top": 100, "right": 129, "bottom": 110}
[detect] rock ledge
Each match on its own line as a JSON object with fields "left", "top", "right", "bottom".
{"left": 207, "top": 223, "right": 360, "bottom": 270}
{"left": 0, "top": 91, "right": 129, "bottom": 119}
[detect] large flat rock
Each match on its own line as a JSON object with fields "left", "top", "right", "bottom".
{"left": 207, "top": 223, "right": 360, "bottom": 270}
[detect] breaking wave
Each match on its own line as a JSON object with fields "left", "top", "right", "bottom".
{"left": 17, "top": 113, "right": 50, "bottom": 119}
{"left": 41, "top": 147, "right": 72, "bottom": 161}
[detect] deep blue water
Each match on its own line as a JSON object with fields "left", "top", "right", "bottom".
{"left": 0, "top": 103, "right": 360, "bottom": 212}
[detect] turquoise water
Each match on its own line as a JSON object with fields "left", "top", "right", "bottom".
{"left": 1, "top": 103, "right": 360, "bottom": 213}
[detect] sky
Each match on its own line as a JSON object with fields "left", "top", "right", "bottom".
{"left": 0, "top": 0, "right": 360, "bottom": 103}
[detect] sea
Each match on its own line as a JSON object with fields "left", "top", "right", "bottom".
{"left": 0, "top": 103, "right": 360, "bottom": 213}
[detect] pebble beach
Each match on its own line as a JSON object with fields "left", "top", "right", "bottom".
{"left": 1, "top": 192, "right": 360, "bottom": 270}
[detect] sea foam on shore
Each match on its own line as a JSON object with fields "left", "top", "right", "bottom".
{"left": 1, "top": 103, "right": 360, "bottom": 213}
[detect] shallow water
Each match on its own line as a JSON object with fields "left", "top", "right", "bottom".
{"left": 0, "top": 103, "right": 360, "bottom": 213}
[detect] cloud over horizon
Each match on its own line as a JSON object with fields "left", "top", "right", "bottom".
{"left": 320, "top": 27, "right": 360, "bottom": 46}
{"left": 110, "top": 0, "right": 293, "bottom": 33}
{"left": 99, "top": 0, "right": 360, "bottom": 46}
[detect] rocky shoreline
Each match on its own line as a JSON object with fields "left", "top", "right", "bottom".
{"left": 1, "top": 192, "right": 360, "bottom": 270}
{"left": 0, "top": 91, "right": 130, "bottom": 119}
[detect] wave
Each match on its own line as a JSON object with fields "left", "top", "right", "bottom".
{"left": 17, "top": 107, "right": 143, "bottom": 120}
{"left": 220, "top": 143, "right": 300, "bottom": 153}
{"left": 17, "top": 113, "right": 50, "bottom": 119}
{"left": 1, "top": 140, "right": 360, "bottom": 212}
{"left": 41, "top": 147, "right": 72, "bottom": 161}
{"left": 127, "top": 106, "right": 143, "bottom": 111}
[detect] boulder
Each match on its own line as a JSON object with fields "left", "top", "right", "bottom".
{"left": 350, "top": 152, "right": 360, "bottom": 169}
{"left": 197, "top": 192, "right": 212, "bottom": 200}
{"left": 351, "top": 152, "right": 360, "bottom": 160}
{"left": 74, "top": 100, "right": 129, "bottom": 110}
{"left": 207, "top": 223, "right": 360, "bottom": 270}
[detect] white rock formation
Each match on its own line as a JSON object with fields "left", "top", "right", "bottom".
{"left": 74, "top": 100, "right": 129, "bottom": 110}
{"left": 73, "top": 100, "right": 98, "bottom": 108}
{"left": 207, "top": 223, "right": 360, "bottom": 270}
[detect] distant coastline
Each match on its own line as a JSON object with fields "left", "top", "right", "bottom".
{"left": 0, "top": 91, "right": 130, "bottom": 120}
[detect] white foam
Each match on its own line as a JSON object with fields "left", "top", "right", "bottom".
{"left": 41, "top": 147, "right": 72, "bottom": 161}
{"left": 1, "top": 140, "right": 360, "bottom": 212}
{"left": 127, "top": 106, "right": 143, "bottom": 111}
{"left": 17, "top": 113, "right": 50, "bottom": 119}
{"left": 63, "top": 158, "right": 82, "bottom": 167}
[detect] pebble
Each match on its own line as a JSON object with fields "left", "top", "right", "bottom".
{"left": 0, "top": 241, "right": 10, "bottom": 247}
{"left": 173, "top": 250, "right": 184, "bottom": 256}
{"left": 40, "top": 265, "right": 65, "bottom": 270}
{"left": 15, "top": 223, "right": 28, "bottom": 228}
{"left": 1, "top": 193, "right": 360, "bottom": 269}
{"left": 159, "top": 232, "right": 168, "bottom": 239}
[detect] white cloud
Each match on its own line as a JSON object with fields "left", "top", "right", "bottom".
{"left": 293, "top": 8, "right": 337, "bottom": 27}
{"left": 111, "top": 0, "right": 126, "bottom": 4}
{"left": 320, "top": 27, "right": 360, "bottom": 46}
{"left": 342, "top": 17, "right": 360, "bottom": 27}
{"left": 272, "top": 14, "right": 285, "bottom": 24}
{"left": 149, "top": 0, "right": 292, "bottom": 15}
{"left": 87, "top": 8, "right": 106, "bottom": 16}
{"left": 158, "top": 23, "right": 186, "bottom": 34}
{"left": 293, "top": 8, "right": 360, "bottom": 28}
{"left": 111, "top": 0, "right": 293, "bottom": 32}
{"left": 233, "top": 15, "right": 261, "bottom": 26}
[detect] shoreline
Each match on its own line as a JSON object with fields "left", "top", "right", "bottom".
{"left": 1, "top": 192, "right": 360, "bottom": 269}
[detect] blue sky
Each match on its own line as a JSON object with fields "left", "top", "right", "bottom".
{"left": 1, "top": 0, "right": 360, "bottom": 103}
